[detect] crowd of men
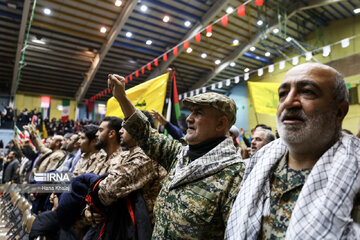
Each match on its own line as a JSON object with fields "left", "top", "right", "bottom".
{"left": 1, "top": 62, "right": 360, "bottom": 239}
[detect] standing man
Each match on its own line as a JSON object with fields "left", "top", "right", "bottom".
{"left": 2, "top": 151, "right": 20, "bottom": 183}
{"left": 226, "top": 63, "right": 360, "bottom": 239}
{"left": 250, "top": 127, "right": 275, "bottom": 155}
{"left": 107, "top": 74, "right": 245, "bottom": 239}
{"left": 72, "top": 124, "right": 107, "bottom": 177}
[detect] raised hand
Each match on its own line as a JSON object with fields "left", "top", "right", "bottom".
{"left": 108, "top": 74, "right": 126, "bottom": 101}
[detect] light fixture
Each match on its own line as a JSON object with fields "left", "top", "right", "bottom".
{"left": 250, "top": 46, "right": 256, "bottom": 51}
{"left": 146, "top": 40, "right": 152, "bottom": 45}
{"left": 230, "top": 62, "right": 236, "bottom": 67}
{"left": 201, "top": 53, "right": 207, "bottom": 58}
{"left": 184, "top": 21, "right": 191, "bottom": 27}
{"left": 286, "top": 37, "right": 292, "bottom": 42}
{"left": 273, "top": 28, "right": 279, "bottom": 34}
{"left": 265, "top": 52, "right": 271, "bottom": 57}
{"left": 32, "top": 39, "right": 45, "bottom": 44}
{"left": 257, "top": 20, "right": 263, "bottom": 26}
{"left": 100, "top": 27, "right": 107, "bottom": 33}
{"left": 163, "top": 15, "right": 170, "bottom": 23}
{"left": 115, "top": 0, "right": 122, "bottom": 7}
{"left": 215, "top": 59, "right": 221, "bottom": 65}
{"left": 244, "top": 68, "right": 250, "bottom": 72}
{"left": 226, "top": 7, "right": 234, "bottom": 14}
{"left": 140, "top": 5, "right": 148, "bottom": 12}
{"left": 126, "top": 32, "right": 132, "bottom": 38}
{"left": 43, "top": 8, "right": 51, "bottom": 15}
{"left": 354, "top": 8, "right": 360, "bottom": 14}
{"left": 206, "top": 32, "right": 212, "bottom": 37}
{"left": 233, "top": 39, "right": 239, "bottom": 45}
{"left": 186, "top": 47, "right": 193, "bottom": 53}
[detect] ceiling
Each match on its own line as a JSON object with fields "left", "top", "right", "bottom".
{"left": 1, "top": 0, "right": 359, "bottom": 104}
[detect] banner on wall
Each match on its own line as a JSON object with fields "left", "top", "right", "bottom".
{"left": 106, "top": 72, "right": 169, "bottom": 119}
{"left": 248, "top": 81, "right": 281, "bottom": 116}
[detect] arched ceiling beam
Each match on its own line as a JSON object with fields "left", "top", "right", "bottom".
{"left": 76, "top": 0, "right": 137, "bottom": 104}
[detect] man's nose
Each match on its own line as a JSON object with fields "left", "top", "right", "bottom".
{"left": 282, "top": 89, "right": 301, "bottom": 109}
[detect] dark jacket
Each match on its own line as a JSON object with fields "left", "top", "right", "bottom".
{"left": 2, "top": 158, "right": 19, "bottom": 183}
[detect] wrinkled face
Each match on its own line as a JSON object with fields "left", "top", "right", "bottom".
{"left": 250, "top": 130, "right": 267, "bottom": 155}
{"left": 45, "top": 137, "right": 52, "bottom": 148}
{"left": 79, "top": 132, "right": 90, "bottom": 153}
{"left": 50, "top": 136, "right": 63, "bottom": 150}
{"left": 185, "top": 105, "right": 223, "bottom": 145}
{"left": 276, "top": 64, "right": 338, "bottom": 146}
{"left": 119, "top": 127, "right": 135, "bottom": 148}
{"left": 95, "top": 121, "right": 109, "bottom": 150}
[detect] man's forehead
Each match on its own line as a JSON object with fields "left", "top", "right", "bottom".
{"left": 282, "top": 64, "right": 335, "bottom": 85}
{"left": 99, "top": 121, "right": 108, "bottom": 129}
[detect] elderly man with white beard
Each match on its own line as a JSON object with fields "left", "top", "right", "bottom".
{"left": 226, "top": 63, "right": 360, "bottom": 239}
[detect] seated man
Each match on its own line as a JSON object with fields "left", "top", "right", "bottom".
{"left": 226, "top": 63, "right": 360, "bottom": 239}
{"left": 108, "top": 74, "right": 245, "bottom": 239}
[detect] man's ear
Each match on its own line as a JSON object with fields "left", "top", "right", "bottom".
{"left": 335, "top": 101, "right": 349, "bottom": 128}
{"left": 216, "top": 115, "right": 229, "bottom": 133}
{"left": 108, "top": 129, "right": 116, "bottom": 140}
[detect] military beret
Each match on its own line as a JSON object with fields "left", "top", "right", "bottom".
{"left": 183, "top": 92, "right": 236, "bottom": 126}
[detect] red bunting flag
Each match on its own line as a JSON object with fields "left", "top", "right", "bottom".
{"left": 238, "top": 5, "right": 245, "bottom": 17}
{"left": 125, "top": 76, "right": 128, "bottom": 83}
{"left": 147, "top": 63, "right": 151, "bottom": 70}
{"left": 135, "top": 70, "right": 139, "bottom": 77}
{"left": 108, "top": 88, "right": 111, "bottom": 92}
{"left": 206, "top": 25, "right": 212, "bottom": 36}
{"left": 104, "top": 89, "right": 107, "bottom": 95}
{"left": 141, "top": 67, "right": 145, "bottom": 74}
{"left": 255, "top": 0, "right": 264, "bottom": 6}
{"left": 221, "top": 15, "right": 228, "bottom": 26}
{"left": 184, "top": 40, "right": 189, "bottom": 49}
{"left": 163, "top": 53, "right": 167, "bottom": 61}
{"left": 130, "top": 74, "right": 133, "bottom": 81}
{"left": 154, "top": 58, "right": 158, "bottom": 66}
{"left": 195, "top": 32, "right": 201, "bottom": 42}
{"left": 173, "top": 46, "right": 178, "bottom": 55}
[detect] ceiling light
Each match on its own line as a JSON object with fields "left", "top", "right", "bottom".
{"left": 244, "top": 68, "right": 250, "bottom": 72}
{"left": 43, "top": 8, "right": 51, "bottom": 15}
{"left": 233, "top": 39, "right": 239, "bottom": 45}
{"left": 226, "top": 7, "right": 234, "bottom": 14}
{"left": 163, "top": 15, "right": 170, "bottom": 23}
{"left": 146, "top": 40, "right": 152, "bottom": 45}
{"left": 184, "top": 21, "right": 191, "bottom": 27}
{"left": 250, "top": 46, "right": 256, "bottom": 51}
{"left": 215, "top": 59, "right": 221, "bottom": 65}
{"left": 115, "top": 0, "right": 122, "bottom": 7}
{"left": 100, "top": 27, "right": 107, "bottom": 33}
{"left": 32, "top": 39, "right": 45, "bottom": 44}
{"left": 273, "top": 28, "right": 279, "bottom": 34}
{"left": 126, "top": 32, "right": 132, "bottom": 38}
{"left": 140, "top": 5, "right": 148, "bottom": 12}
{"left": 230, "top": 62, "right": 236, "bottom": 67}
{"left": 286, "top": 37, "right": 292, "bottom": 42}
{"left": 201, "top": 53, "right": 207, "bottom": 58}
{"left": 206, "top": 32, "right": 212, "bottom": 37}
{"left": 354, "top": 8, "right": 360, "bottom": 14}
{"left": 186, "top": 47, "right": 193, "bottom": 53}
{"left": 265, "top": 52, "right": 271, "bottom": 57}
{"left": 257, "top": 20, "right": 263, "bottom": 26}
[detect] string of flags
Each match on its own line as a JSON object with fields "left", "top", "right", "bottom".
{"left": 175, "top": 34, "right": 359, "bottom": 101}
{"left": 88, "top": 0, "right": 263, "bottom": 102}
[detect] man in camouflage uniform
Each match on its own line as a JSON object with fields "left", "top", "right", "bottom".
{"left": 107, "top": 74, "right": 245, "bottom": 239}
{"left": 226, "top": 63, "right": 360, "bottom": 239}
{"left": 72, "top": 124, "right": 107, "bottom": 177}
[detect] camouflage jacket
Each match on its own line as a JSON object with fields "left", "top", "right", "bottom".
{"left": 98, "top": 146, "right": 166, "bottom": 224}
{"left": 72, "top": 150, "right": 107, "bottom": 177}
{"left": 123, "top": 109, "right": 245, "bottom": 239}
{"left": 260, "top": 153, "right": 360, "bottom": 239}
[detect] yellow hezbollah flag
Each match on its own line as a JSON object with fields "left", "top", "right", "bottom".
{"left": 248, "top": 81, "right": 281, "bottom": 115}
{"left": 106, "top": 72, "right": 169, "bottom": 119}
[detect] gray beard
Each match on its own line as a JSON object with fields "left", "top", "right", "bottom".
{"left": 277, "top": 108, "right": 337, "bottom": 147}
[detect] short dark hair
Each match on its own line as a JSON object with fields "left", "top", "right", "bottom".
{"left": 102, "top": 117, "right": 123, "bottom": 143}
{"left": 82, "top": 124, "right": 99, "bottom": 142}
{"left": 255, "top": 124, "right": 272, "bottom": 131}
{"left": 141, "top": 110, "right": 155, "bottom": 128}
